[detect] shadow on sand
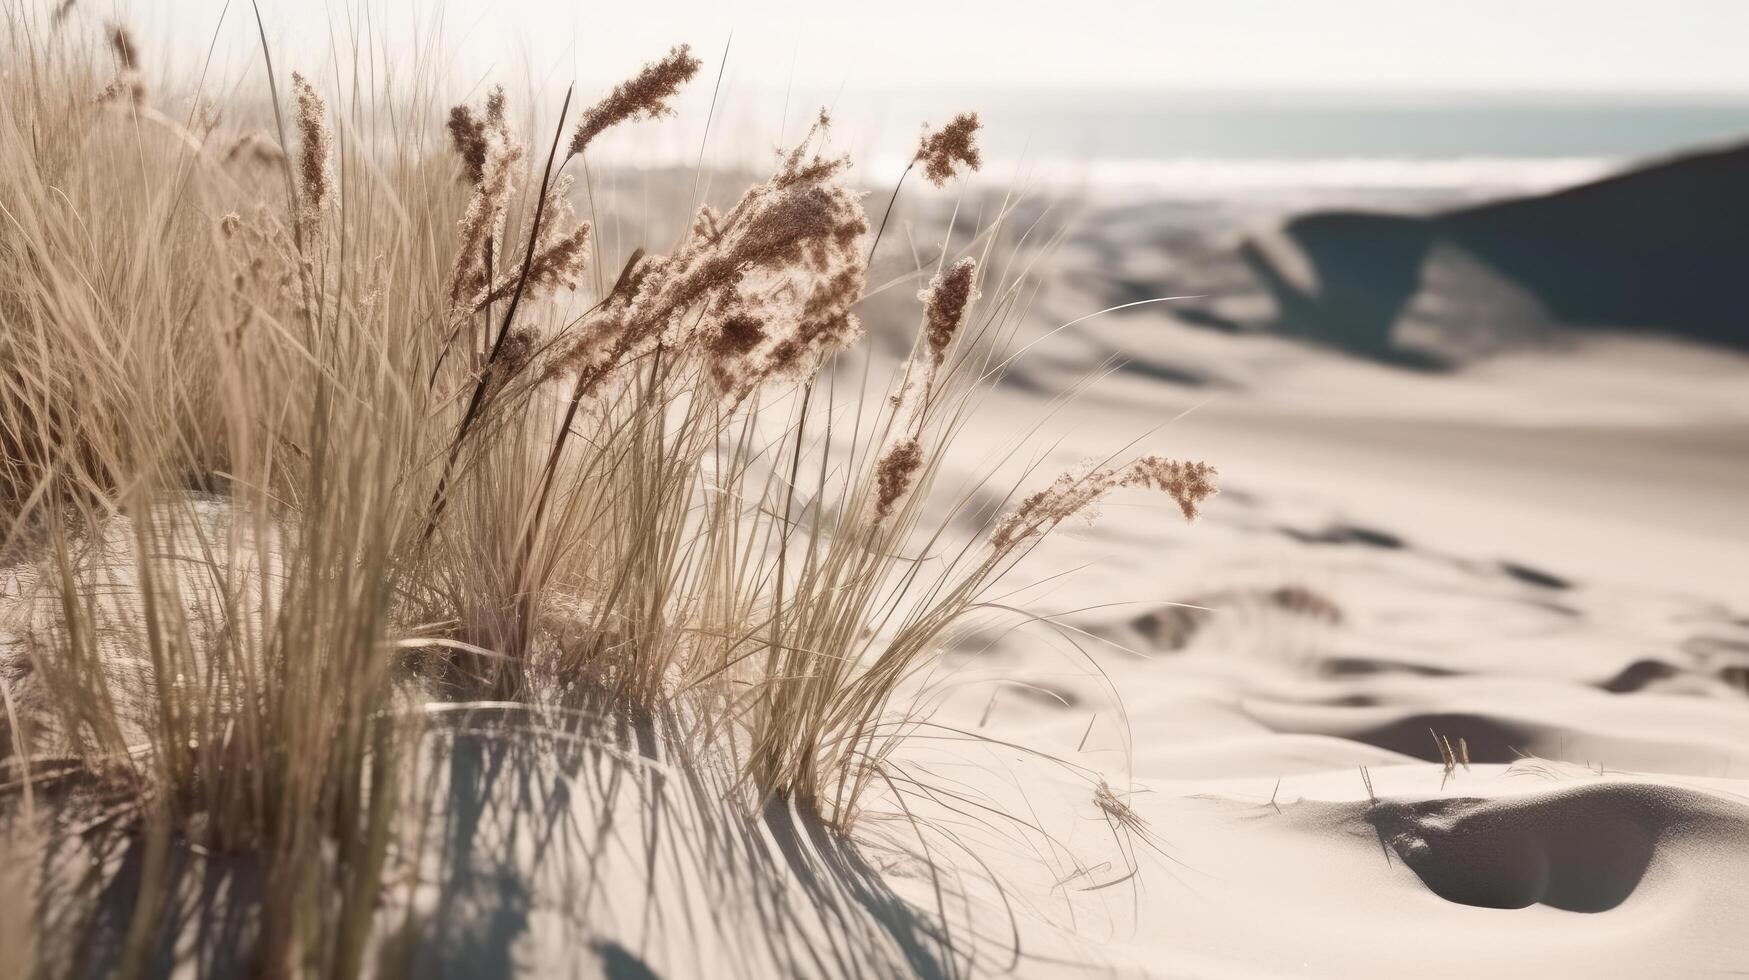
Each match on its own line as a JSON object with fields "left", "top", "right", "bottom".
{"left": 21, "top": 697, "right": 956, "bottom": 979}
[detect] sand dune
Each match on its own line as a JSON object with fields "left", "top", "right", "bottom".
{"left": 841, "top": 180, "right": 1749, "bottom": 974}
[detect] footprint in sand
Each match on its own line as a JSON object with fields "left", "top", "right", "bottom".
{"left": 1365, "top": 783, "right": 1749, "bottom": 912}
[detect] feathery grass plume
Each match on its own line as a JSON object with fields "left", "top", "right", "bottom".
{"left": 892, "top": 255, "right": 981, "bottom": 411}
{"left": 916, "top": 111, "right": 981, "bottom": 186}
{"left": 867, "top": 109, "right": 980, "bottom": 265}
{"left": 567, "top": 44, "right": 702, "bottom": 157}
{"left": 51, "top": 0, "right": 76, "bottom": 26}
{"left": 990, "top": 456, "right": 1217, "bottom": 553}
{"left": 446, "top": 108, "right": 489, "bottom": 183}
{"left": 873, "top": 437, "right": 923, "bottom": 524}
{"left": 549, "top": 111, "right": 866, "bottom": 399}
{"left": 1123, "top": 456, "right": 1219, "bottom": 519}
{"left": 447, "top": 90, "right": 524, "bottom": 307}
{"left": 921, "top": 256, "right": 980, "bottom": 365}
{"left": 472, "top": 171, "right": 593, "bottom": 309}
{"left": 290, "top": 72, "right": 332, "bottom": 237}
{"left": 446, "top": 85, "right": 505, "bottom": 184}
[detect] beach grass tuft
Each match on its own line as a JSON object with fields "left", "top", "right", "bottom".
{"left": 0, "top": 13, "right": 1212, "bottom": 973}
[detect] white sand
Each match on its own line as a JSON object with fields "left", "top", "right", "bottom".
{"left": 851, "top": 225, "right": 1749, "bottom": 976}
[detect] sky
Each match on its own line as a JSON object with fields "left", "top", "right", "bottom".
{"left": 64, "top": 0, "right": 1749, "bottom": 177}
{"left": 108, "top": 0, "right": 1749, "bottom": 96}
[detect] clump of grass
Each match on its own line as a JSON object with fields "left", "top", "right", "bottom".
{"left": 0, "top": 15, "right": 1215, "bottom": 972}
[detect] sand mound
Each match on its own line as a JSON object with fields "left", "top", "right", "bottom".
{"left": 1366, "top": 783, "right": 1749, "bottom": 912}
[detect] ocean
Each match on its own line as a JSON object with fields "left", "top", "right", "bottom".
{"left": 829, "top": 90, "right": 1749, "bottom": 201}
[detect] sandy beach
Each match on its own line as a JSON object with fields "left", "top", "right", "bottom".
{"left": 833, "top": 174, "right": 1749, "bottom": 977}
{"left": 4, "top": 7, "right": 1748, "bottom": 975}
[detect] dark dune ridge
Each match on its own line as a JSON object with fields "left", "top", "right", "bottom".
{"left": 1228, "top": 141, "right": 1749, "bottom": 362}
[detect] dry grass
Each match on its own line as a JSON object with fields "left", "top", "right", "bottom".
{"left": 0, "top": 9, "right": 1214, "bottom": 974}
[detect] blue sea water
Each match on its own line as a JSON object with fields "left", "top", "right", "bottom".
{"left": 956, "top": 91, "right": 1749, "bottom": 160}
{"left": 837, "top": 90, "right": 1749, "bottom": 197}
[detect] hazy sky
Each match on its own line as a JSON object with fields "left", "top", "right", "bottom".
{"left": 114, "top": 0, "right": 1749, "bottom": 96}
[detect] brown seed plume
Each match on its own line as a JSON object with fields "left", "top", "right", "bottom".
{"left": 873, "top": 437, "right": 923, "bottom": 524}
{"left": 448, "top": 92, "right": 524, "bottom": 307}
{"left": 447, "top": 86, "right": 507, "bottom": 185}
{"left": 568, "top": 45, "right": 702, "bottom": 157}
{"left": 290, "top": 73, "right": 333, "bottom": 235}
{"left": 468, "top": 172, "right": 593, "bottom": 310}
{"left": 549, "top": 112, "right": 866, "bottom": 399}
{"left": 916, "top": 112, "right": 982, "bottom": 187}
{"left": 921, "top": 257, "right": 979, "bottom": 366}
{"left": 1120, "top": 456, "right": 1219, "bottom": 521}
{"left": 990, "top": 457, "right": 1216, "bottom": 553}
{"left": 448, "top": 110, "right": 487, "bottom": 183}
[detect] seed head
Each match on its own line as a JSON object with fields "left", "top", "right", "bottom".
{"left": 290, "top": 72, "right": 333, "bottom": 235}
{"left": 921, "top": 257, "right": 979, "bottom": 365}
{"left": 447, "top": 86, "right": 510, "bottom": 186}
{"left": 874, "top": 437, "right": 924, "bottom": 524}
{"left": 449, "top": 110, "right": 524, "bottom": 307}
{"left": 568, "top": 45, "right": 702, "bottom": 157}
{"left": 1120, "top": 457, "right": 1219, "bottom": 521}
{"left": 990, "top": 457, "right": 1216, "bottom": 553}
{"left": 550, "top": 116, "right": 867, "bottom": 400}
{"left": 916, "top": 112, "right": 981, "bottom": 187}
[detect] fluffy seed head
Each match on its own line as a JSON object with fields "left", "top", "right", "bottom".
{"left": 921, "top": 257, "right": 979, "bottom": 365}
{"left": 568, "top": 45, "right": 702, "bottom": 157}
{"left": 990, "top": 457, "right": 1217, "bottom": 553}
{"left": 552, "top": 117, "right": 867, "bottom": 400}
{"left": 466, "top": 172, "right": 594, "bottom": 311}
{"left": 290, "top": 73, "right": 333, "bottom": 234}
{"left": 447, "top": 86, "right": 508, "bottom": 185}
{"left": 1119, "top": 457, "right": 1219, "bottom": 521}
{"left": 874, "top": 438, "right": 923, "bottom": 524}
{"left": 448, "top": 109, "right": 487, "bottom": 183}
{"left": 449, "top": 110, "right": 525, "bottom": 307}
{"left": 916, "top": 112, "right": 982, "bottom": 186}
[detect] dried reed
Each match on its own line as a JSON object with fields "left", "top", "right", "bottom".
{"left": 0, "top": 20, "right": 1214, "bottom": 974}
